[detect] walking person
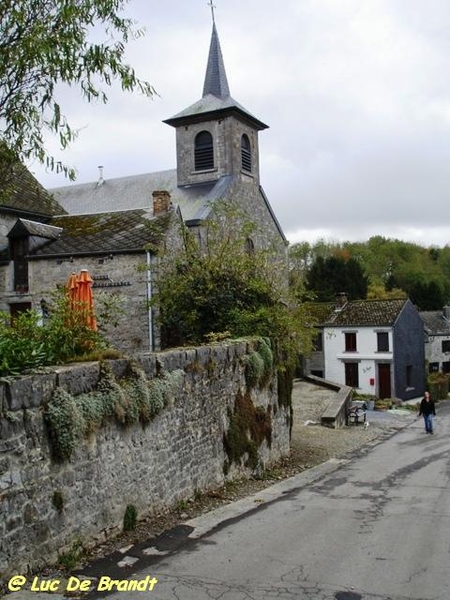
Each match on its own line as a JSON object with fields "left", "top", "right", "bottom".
{"left": 419, "top": 391, "right": 436, "bottom": 434}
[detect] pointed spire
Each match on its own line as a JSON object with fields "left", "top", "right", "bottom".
{"left": 202, "top": 22, "right": 230, "bottom": 99}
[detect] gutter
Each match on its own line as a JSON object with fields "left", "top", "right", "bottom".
{"left": 146, "top": 251, "right": 154, "bottom": 351}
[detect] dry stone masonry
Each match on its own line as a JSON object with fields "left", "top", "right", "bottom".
{"left": 0, "top": 339, "right": 290, "bottom": 576}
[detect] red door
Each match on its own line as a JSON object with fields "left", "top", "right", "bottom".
{"left": 378, "top": 363, "right": 391, "bottom": 399}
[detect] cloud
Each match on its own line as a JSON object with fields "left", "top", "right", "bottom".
{"left": 30, "top": 0, "right": 450, "bottom": 247}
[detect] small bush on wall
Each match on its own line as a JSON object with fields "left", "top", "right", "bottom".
{"left": 44, "top": 362, "right": 184, "bottom": 462}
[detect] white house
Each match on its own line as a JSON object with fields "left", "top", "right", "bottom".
{"left": 322, "top": 297, "right": 425, "bottom": 401}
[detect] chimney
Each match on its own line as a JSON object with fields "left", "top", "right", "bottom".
{"left": 443, "top": 306, "right": 450, "bottom": 322}
{"left": 97, "top": 165, "right": 105, "bottom": 186}
{"left": 335, "top": 292, "right": 348, "bottom": 311}
{"left": 152, "top": 190, "right": 171, "bottom": 215}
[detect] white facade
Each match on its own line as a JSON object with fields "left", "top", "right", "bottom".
{"left": 324, "top": 326, "right": 393, "bottom": 396}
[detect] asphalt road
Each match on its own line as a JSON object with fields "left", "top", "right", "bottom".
{"left": 91, "top": 401, "right": 450, "bottom": 600}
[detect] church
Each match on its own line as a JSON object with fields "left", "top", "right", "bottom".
{"left": 0, "top": 20, "right": 287, "bottom": 352}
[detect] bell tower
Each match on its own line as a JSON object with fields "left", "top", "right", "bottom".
{"left": 164, "top": 18, "right": 268, "bottom": 189}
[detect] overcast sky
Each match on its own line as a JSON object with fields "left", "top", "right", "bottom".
{"left": 30, "top": 0, "right": 450, "bottom": 248}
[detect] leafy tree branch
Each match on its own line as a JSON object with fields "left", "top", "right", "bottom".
{"left": 0, "top": 0, "right": 156, "bottom": 180}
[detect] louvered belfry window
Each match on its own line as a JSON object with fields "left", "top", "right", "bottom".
{"left": 194, "top": 131, "right": 214, "bottom": 171}
{"left": 241, "top": 134, "right": 252, "bottom": 172}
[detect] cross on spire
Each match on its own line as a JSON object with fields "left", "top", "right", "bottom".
{"left": 207, "top": 0, "right": 216, "bottom": 23}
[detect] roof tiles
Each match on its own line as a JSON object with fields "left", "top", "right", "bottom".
{"left": 324, "top": 298, "right": 408, "bottom": 327}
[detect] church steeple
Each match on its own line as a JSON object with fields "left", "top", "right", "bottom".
{"left": 202, "top": 23, "right": 230, "bottom": 99}
{"left": 164, "top": 15, "right": 268, "bottom": 188}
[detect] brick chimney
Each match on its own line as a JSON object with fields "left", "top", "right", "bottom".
{"left": 152, "top": 191, "right": 171, "bottom": 215}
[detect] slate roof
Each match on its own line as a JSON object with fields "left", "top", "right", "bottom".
{"left": 420, "top": 310, "right": 450, "bottom": 335}
{"left": 203, "top": 22, "right": 230, "bottom": 99}
{"left": 31, "top": 209, "right": 175, "bottom": 258}
{"left": 50, "top": 172, "right": 286, "bottom": 242}
{"left": 323, "top": 298, "right": 408, "bottom": 327}
{"left": 7, "top": 219, "right": 62, "bottom": 240}
{"left": 164, "top": 23, "right": 268, "bottom": 131}
{"left": 0, "top": 161, "right": 66, "bottom": 217}
{"left": 50, "top": 169, "right": 232, "bottom": 220}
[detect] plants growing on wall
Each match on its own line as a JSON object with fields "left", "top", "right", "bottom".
{"left": 242, "top": 338, "right": 274, "bottom": 389}
{"left": 0, "top": 289, "right": 123, "bottom": 376}
{"left": 223, "top": 388, "right": 272, "bottom": 473}
{"left": 44, "top": 362, "right": 184, "bottom": 461}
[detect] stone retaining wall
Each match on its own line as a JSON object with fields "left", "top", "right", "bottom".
{"left": 304, "top": 375, "right": 353, "bottom": 428}
{"left": 0, "top": 340, "right": 290, "bottom": 576}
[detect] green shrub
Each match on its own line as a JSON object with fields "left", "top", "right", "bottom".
{"left": 123, "top": 504, "right": 138, "bottom": 531}
{"left": 427, "top": 372, "right": 449, "bottom": 400}
{"left": 58, "top": 540, "right": 85, "bottom": 571}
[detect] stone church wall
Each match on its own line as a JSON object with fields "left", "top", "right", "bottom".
{"left": 0, "top": 340, "right": 290, "bottom": 576}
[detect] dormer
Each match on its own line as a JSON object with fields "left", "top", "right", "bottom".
{"left": 7, "top": 219, "right": 62, "bottom": 292}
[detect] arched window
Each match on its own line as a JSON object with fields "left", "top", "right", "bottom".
{"left": 241, "top": 134, "right": 252, "bottom": 172}
{"left": 194, "top": 131, "right": 214, "bottom": 171}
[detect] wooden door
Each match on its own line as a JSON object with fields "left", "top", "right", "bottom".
{"left": 378, "top": 363, "right": 391, "bottom": 399}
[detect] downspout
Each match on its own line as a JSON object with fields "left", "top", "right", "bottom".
{"left": 146, "top": 251, "right": 154, "bottom": 351}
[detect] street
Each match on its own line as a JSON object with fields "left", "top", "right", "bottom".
{"left": 95, "top": 402, "right": 450, "bottom": 600}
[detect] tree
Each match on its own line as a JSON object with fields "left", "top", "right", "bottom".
{"left": 152, "top": 202, "right": 315, "bottom": 361}
{"left": 0, "top": 0, "right": 155, "bottom": 181}
{"left": 305, "top": 255, "right": 368, "bottom": 302}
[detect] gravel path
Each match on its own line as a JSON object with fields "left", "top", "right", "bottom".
{"left": 290, "top": 379, "right": 417, "bottom": 467}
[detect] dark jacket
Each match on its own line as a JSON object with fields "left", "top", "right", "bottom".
{"left": 419, "top": 397, "right": 436, "bottom": 416}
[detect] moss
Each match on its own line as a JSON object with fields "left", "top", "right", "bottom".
{"left": 207, "top": 357, "right": 217, "bottom": 378}
{"left": 185, "top": 358, "right": 204, "bottom": 374}
{"left": 277, "top": 362, "right": 295, "bottom": 439}
{"left": 52, "top": 490, "right": 64, "bottom": 513}
{"left": 44, "top": 387, "right": 85, "bottom": 462}
{"left": 257, "top": 338, "right": 273, "bottom": 387}
{"left": 242, "top": 351, "right": 264, "bottom": 389}
{"left": 223, "top": 389, "right": 272, "bottom": 471}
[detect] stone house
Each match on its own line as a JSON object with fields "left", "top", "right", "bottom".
{"left": 305, "top": 296, "right": 425, "bottom": 400}
{"left": 1, "top": 188, "right": 180, "bottom": 352}
{"left": 0, "top": 163, "right": 67, "bottom": 319}
{"left": 0, "top": 22, "right": 287, "bottom": 352}
{"left": 420, "top": 306, "right": 450, "bottom": 374}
